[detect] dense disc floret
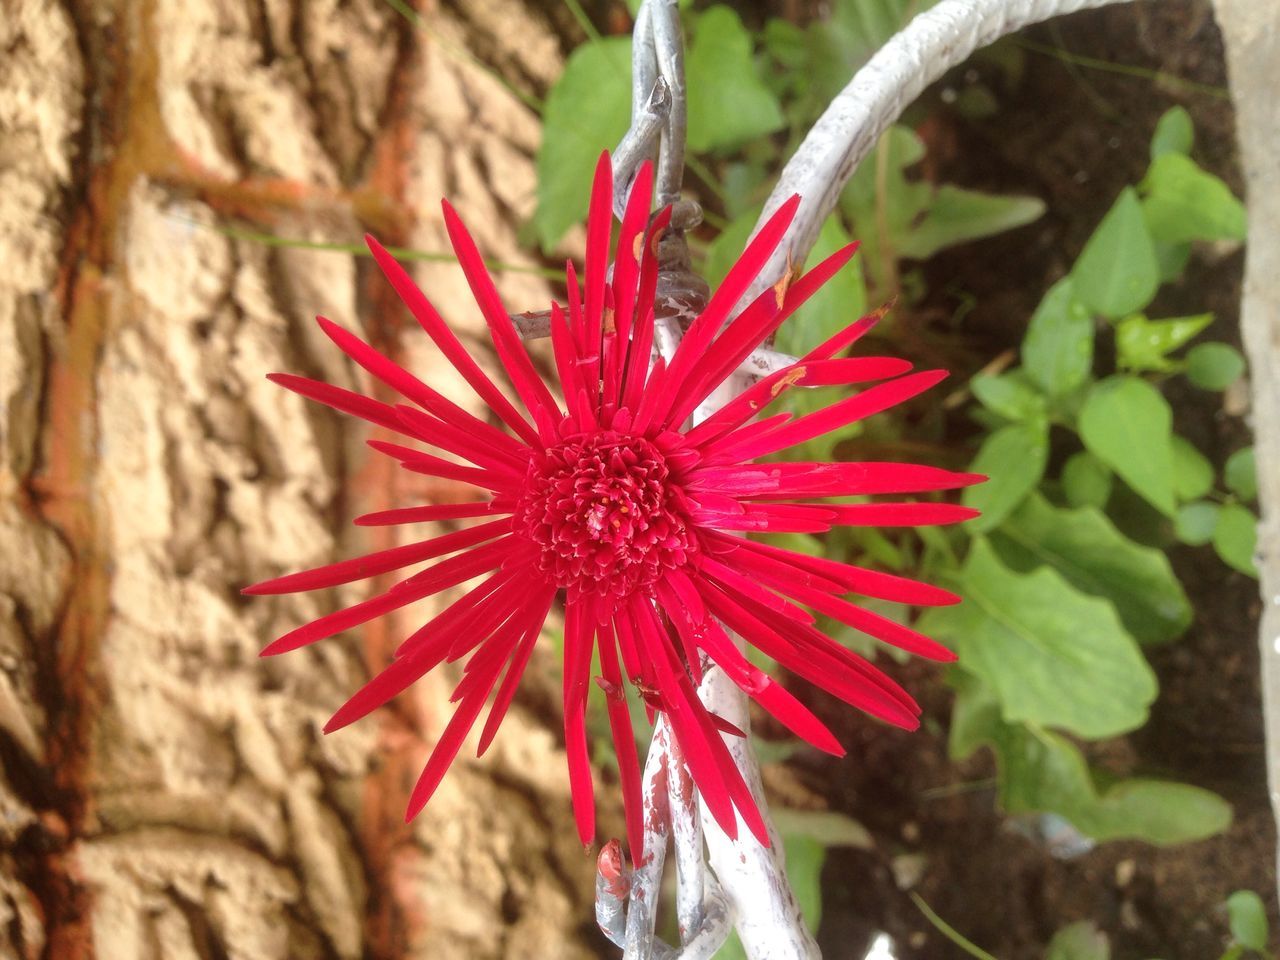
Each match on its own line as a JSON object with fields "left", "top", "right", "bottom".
{"left": 516, "top": 430, "right": 698, "bottom": 601}
{"left": 245, "top": 150, "right": 984, "bottom": 859}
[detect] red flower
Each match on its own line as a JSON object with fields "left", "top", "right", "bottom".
{"left": 246, "top": 154, "right": 981, "bottom": 855}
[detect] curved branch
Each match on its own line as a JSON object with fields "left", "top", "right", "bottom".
{"left": 747, "top": 0, "right": 1135, "bottom": 303}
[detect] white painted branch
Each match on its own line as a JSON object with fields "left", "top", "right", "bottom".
{"left": 667, "top": 732, "right": 709, "bottom": 946}
{"left": 1210, "top": 0, "right": 1280, "bottom": 899}
{"left": 624, "top": 723, "right": 673, "bottom": 960}
{"left": 747, "top": 0, "right": 1137, "bottom": 300}
{"left": 690, "top": 374, "right": 821, "bottom": 960}
{"left": 599, "top": 3, "right": 1208, "bottom": 957}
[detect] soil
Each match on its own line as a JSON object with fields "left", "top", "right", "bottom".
{"left": 787, "top": 4, "right": 1274, "bottom": 959}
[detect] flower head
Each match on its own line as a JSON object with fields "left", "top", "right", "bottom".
{"left": 246, "top": 154, "right": 981, "bottom": 855}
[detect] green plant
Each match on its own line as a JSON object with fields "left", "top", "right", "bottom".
{"left": 1220, "top": 890, "right": 1273, "bottom": 960}
{"left": 536, "top": 4, "right": 1247, "bottom": 890}
{"left": 912, "top": 900, "right": 1267, "bottom": 960}
{"left": 919, "top": 105, "right": 1246, "bottom": 845}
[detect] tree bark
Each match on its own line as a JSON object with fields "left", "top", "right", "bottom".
{"left": 0, "top": 1, "right": 597, "bottom": 957}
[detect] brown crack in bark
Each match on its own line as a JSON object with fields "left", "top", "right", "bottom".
{"left": 1, "top": 0, "right": 601, "bottom": 956}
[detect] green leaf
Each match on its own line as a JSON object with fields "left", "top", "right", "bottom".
{"left": 1176, "top": 501, "right": 1220, "bottom": 546}
{"left": 839, "top": 125, "right": 931, "bottom": 263}
{"left": 716, "top": 933, "right": 748, "bottom": 960}
{"left": 1154, "top": 240, "right": 1193, "bottom": 283}
{"left": 761, "top": 18, "right": 853, "bottom": 128}
{"left": 1225, "top": 447, "right": 1257, "bottom": 502}
{"left": 1023, "top": 277, "right": 1095, "bottom": 397}
{"left": 950, "top": 672, "right": 1233, "bottom": 846}
{"left": 721, "top": 160, "right": 768, "bottom": 220}
{"left": 1151, "top": 106, "right": 1194, "bottom": 161}
{"left": 761, "top": 214, "right": 868, "bottom": 463}
{"left": 991, "top": 493, "right": 1191, "bottom": 646}
{"left": 772, "top": 808, "right": 873, "bottom": 850}
{"left": 1141, "top": 153, "right": 1247, "bottom": 245}
{"left": 1078, "top": 376, "right": 1177, "bottom": 516}
{"left": 961, "top": 420, "right": 1049, "bottom": 532}
{"left": 931, "top": 540, "right": 1157, "bottom": 738}
{"left": 898, "top": 185, "right": 1045, "bottom": 260}
{"left": 1062, "top": 452, "right": 1113, "bottom": 510}
{"left": 1072, "top": 188, "right": 1161, "bottom": 318}
{"left": 1046, "top": 921, "right": 1110, "bottom": 960}
{"left": 1115, "top": 313, "right": 1213, "bottom": 372}
{"left": 1172, "top": 435, "right": 1215, "bottom": 502}
{"left": 686, "top": 7, "right": 785, "bottom": 153}
{"left": 1214, "top": 504, "right": 1259, "bottom": 577}
{"left": 534, "top": 38, "right": 632, "bottom": 250}
{"left": 822, "top": 0, "right": 939, "bottom": 84}
{"left": 1187, "top": 342, "right": 1246, "bottom": 390}
{"left": 702, "top": 207, "right": 760, "bottom": 288}
{"left": 837, "top": 125, "right": 930, "bottom": 294}
{"left": 774, "top": 215, "right": 867, "bottom": 358}
{"left": 782, "top": 835, "right": 827, "bottom": 931}
{"left": 971, "top": 371, "right": 1048, "bottom": 423}
{"left": 1225, "top": 890, "right": 1269, "bottom": 951}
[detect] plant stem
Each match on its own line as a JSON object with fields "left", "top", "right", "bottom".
{"left": 909, "top": 893, "right": 1002, "bottom": 960}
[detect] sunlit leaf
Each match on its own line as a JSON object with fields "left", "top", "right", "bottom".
{"left": 1115, "top": 313, "right": 1212, "bottom": 372}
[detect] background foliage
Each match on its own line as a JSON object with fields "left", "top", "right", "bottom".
{"left": 533, "top": 2, "right": 1262, "bottom": 953}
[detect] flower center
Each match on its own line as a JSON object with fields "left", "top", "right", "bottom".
{"left": 515, "top": 431, "right": 697, "bottom": 600}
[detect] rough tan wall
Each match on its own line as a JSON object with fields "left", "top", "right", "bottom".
{"left": 0, "top": 1, "right": 599, "bottom": 957}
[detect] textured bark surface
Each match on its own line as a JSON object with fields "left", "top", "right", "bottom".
{"left": 0, "top": 1, "right": 600, "bottom": 957}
